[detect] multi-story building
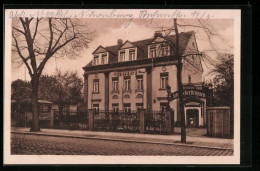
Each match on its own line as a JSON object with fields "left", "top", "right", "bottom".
{"left": 83, "top": 31, "right": 207, "bottom": 127}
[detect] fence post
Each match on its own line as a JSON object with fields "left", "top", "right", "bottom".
{"left": 88, "top": 109, "right": 94, "bottom": 131}
{"left": 166, "top": 108, "right": 172, "bottom": 134}
{"left": 139, "top": 109, "right": 145, "bottom": 133}
{"left": 50, "top": 109, "right": 54, "bottom": 128}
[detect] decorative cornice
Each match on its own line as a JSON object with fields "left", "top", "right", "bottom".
{"left": 83, "top": 56, "right": 178, "bottom": 75}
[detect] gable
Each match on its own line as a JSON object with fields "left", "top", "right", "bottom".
{"left": 182, "top": 33, "right": 199, "bottom": 56}
{"left": 93, "top": 46, "right": 108, "bottom": 54}
{"left": 120, "top": 41, "right": 135, "bottom": 49}
{"left": 150, "top": 36, "right": 167, "bottom": 44}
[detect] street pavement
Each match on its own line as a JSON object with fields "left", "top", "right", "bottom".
{"left": 11, "top": 133, "right": 233, "bottom": 156}
{"left": 11, "top": 127, "right": 234, "bottom": 150}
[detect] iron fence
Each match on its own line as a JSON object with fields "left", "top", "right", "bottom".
{"left": 144, "top": 110, "right": 167, "bottom": 134}
{"left": 93, "top": 110, "right": 140, "bottom": 132}
{"left": 54, "top": 110, "right": 88, "bottom": 130}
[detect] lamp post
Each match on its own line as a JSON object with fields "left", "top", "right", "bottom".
{"left": 166, "top": 85, "right": 171, "bottom": 109}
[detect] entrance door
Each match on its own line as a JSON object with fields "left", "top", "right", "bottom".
{"left": 186, "top": 109, "right": 199, "bottom": 127}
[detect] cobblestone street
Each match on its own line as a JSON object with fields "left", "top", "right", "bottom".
{"left": 11, "top": 133, "right": 233, "bottom": 156}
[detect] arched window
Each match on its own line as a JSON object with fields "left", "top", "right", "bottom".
{"left": 112, "top": 95, "right": 118, "bottom": 99}
{"left": 124, "top": 94, "right": 130, "bottom": 99}
{"left": 136, "top": 94, "right": 143, "bottom": 99}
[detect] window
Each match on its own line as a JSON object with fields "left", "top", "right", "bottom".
{"left": 192, "top": 42, "right": 195, "bottom": 48}
{"left": 136, "top": 103, "right": 143, "bottom": 111}
{"left": 160, "top": 73, "right": 168, "bottom": 89}
{"left": 160, "top": 103, "right": 168, "bottom": 112}
{"left": 101, "top": 54, "right": 107, "bottom": 64}
{"left": 112, "top": 103, "right": 119, "bottom": 113}
{"left": 129, "top": 49, "right": 135, "bottom": 61}
{"left": 124, "top": 103, "right": 131, "bottom": 113}
{"left": 120, "top": 51, "right": 125, "bottom": 62}
{"left": 112, "top": 77, "right": 118, "bottom": 91}
{"left": 188, "top": 74, "right": 191, "bottom": 83}
{"left": 162, "top": 45, "right": 169, "bottom": 56}
{"left": 150, "top": 46, "right": 156, "bottom": 58}
{"left": 112, "top": 95, "right": 118, "bottom": 99}
{"left": 93, "top": 104, "right": 99, "bottom": 115}
{"left": 93, "top": 55, "right": 99, "bottom": 65}
{"left": 124, "top": 76, "right": 131, "bottom": 91}
{"left": 93, "top": 79, "right": 99, "bottom": 93}
{"left": 136, "top": 75, "right": 143, "bottom": 90}
{"left": 124, "top": 94, "right": 130, "bottom": 99}
{"left": 136, "top": 94, "right": 143, "bottom": 99}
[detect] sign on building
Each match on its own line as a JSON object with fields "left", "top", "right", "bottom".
{"left": 170, "top": 90, "right": 206, "bottom": 100}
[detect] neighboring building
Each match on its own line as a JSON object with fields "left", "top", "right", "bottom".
{"left": 11, "top": 98, "right": 53, "bottom": 127}
{"left": 83, "top": 31, "right": 207, "bottom": 127}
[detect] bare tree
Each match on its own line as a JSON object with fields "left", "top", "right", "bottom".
{"left": 39, "top": 70, "right": 83, "bottom": 124}
{"left": 158, "top": 19, "right": 229, "bottom": 142}
{"left": 12, "top": 18, "right": 93, "bottom": 131}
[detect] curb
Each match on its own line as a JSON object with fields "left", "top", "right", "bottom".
{"left": 11, "top": 131, "right": 233, "bottom": 151}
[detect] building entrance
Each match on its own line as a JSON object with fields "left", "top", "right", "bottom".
{"left": 186, "top": 109, "right": 199, "bottom": 127}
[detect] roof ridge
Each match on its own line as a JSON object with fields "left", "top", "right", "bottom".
{"left": 103, "top": 31, "right": 193, "bottom": 49}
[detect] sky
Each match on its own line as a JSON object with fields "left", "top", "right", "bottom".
{"left": 11, "top": 18, "right": 234, "bottom": 82}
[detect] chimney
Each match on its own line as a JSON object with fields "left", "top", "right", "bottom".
{"left": 154, "top": 31, "right": 163, "bottom": 38}
{"left": 118, "top": 39, "right": 123, "bottom": 46}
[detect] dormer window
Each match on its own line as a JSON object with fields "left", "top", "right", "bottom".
{"left": 150, "top": 46, "right": 156, "bottom": 58}
{"left": 101, "top": 54, "right": 107, "bottom": 64}
{"left": 162, "top": 45, "right": 169, "bottom": 56}
{"left": 120, "top": 51, "right": 125, "bottom": 62}
{"left": 192, "top": 42, "right": 195, "bottom": 48}
{"left": 129, "top": 49, "right": 135, "bottom": 61}
{"left": 93, "top": 55, "right": 99, "bottom": 65}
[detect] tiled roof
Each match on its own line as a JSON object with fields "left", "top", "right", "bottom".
{"left": 84, "top": 31, "right": 194, "bottom": 68}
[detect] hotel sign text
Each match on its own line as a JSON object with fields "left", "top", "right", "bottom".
{"left": 114, "top": 68, "right": 146, "bottom": 77}
{"left": 114, "top": 71, "right": 136, "bottom": 77}
{"left": 170, "top": 90, "right": 206, "bottom": 100}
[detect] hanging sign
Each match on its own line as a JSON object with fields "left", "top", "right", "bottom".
{"left": 170, "top": 90, "right": 206, "bottom": 100}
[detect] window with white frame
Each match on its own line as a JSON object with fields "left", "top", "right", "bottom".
{"left": 93, "top": 55, "right": 99, "bottom": 65}
{"left": 136, "top": 103, "right": 143, "bottom": 111}
{"left": 120, "top": 51, "right": 125, "bottom": 62}
{"left": 93, "top": 79, "right": 99, "bottom": 93}
{"left": 150, "top": 46, "right": 156, "bottom": 58}
{"left": 112, "top": 103, "right": 119, "bottom": 113}
{"left": 160, "top": 103, "right": 168, "bottom": 112}
{"left": 129, "top": 49, "right": 135, "bottom": 61}
{"left": 93, "top": 104, "right": 99, "bottom": 115}
{"left": 124, "top": 103, "right": 131, "bottom": 113}
{"left": 112, "top": 77, "right": 118, "bottom": 91}
{"left": 136, "top": 75, "right": 143, "bottom": 90}
{"left": 162, "top": 45, "right": 169, "bottom": 56}
{"left": 101, "top": 53, "right": 107, "bottom": 64}
{"left": 160, "top": 73, "right": 168, "bottom": 89}
{"left": 124, "top": 76, "right": 131, "bottom": 91}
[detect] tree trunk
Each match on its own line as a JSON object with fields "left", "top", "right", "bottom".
{"left": 174, "top": 19, "right": 186, "bottom": 142}
{"left": 30, "top": 76, "right": 40, "bottom": 132}
{"left": 58, "top": 104, "right": 63, "bottom": 125}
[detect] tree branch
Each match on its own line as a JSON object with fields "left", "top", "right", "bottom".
{"left": 51, "top": 20, "right": 68, "bottom": 51}
{"left": 12, "top": 32, "right": 33, "bottom": 76}
{"left": 32, "top": 18, "right": 41, "bottom": 41}
{"left": 47, "top": 18, "right": 54, "bottom": 53}
{"left": 12, "top": 26, "right": 25, "bottom": 35}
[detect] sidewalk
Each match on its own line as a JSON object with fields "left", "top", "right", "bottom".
{"left": 11, "top": 127, "right": 233, "bottom": 150}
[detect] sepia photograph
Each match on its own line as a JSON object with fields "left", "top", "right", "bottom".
{"left": 4, "top": 9, "right": 241, "bottom": 164}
